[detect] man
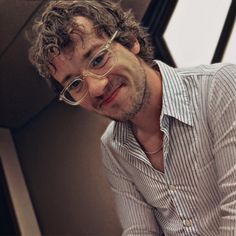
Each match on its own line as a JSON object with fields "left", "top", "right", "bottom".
{"left": 28, "top": 0, "right": 236, "bottom": 235}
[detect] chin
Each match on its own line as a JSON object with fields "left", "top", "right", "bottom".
{"left": 97, "top": 99, "right": 142, "bottom": 122}
{"left": 104, "top": 110, "right": 138, "bottom": 122}
{"left": 95, "top": 109, "right": 127, "bottom": 122}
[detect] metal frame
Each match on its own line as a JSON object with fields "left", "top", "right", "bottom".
{"left": 142, "top": 0, "right": 236, "bottom": 66}
{"left": 142, "top": 0, "right": 178, "bottom": 67}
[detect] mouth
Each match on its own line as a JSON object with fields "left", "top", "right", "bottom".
{"left": 100, "top": 84, "right": 123, "bottom": 107}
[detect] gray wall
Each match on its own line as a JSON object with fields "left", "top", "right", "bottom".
{"left": 13, "top": 102, "right": 121, "bottom": 236}
{"left": 0, "top": 0, "right": 151, "bottom": 235}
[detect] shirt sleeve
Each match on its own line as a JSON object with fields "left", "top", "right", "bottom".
{"left": 101, "top": 142, "right": 163, "bottom": 236}
{"left": 208, "top": 64, "right": 236, "bottom": 236}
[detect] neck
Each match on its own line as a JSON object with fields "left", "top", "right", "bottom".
{"left": 130, "top": 63, "right": 163, "bottom": 136}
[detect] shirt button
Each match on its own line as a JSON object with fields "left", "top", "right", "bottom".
{"left": 183, "top": 219, "right": 192, "bottom": 227}
{"left": 169, "top": 184, "right": 176, "bottom": 191}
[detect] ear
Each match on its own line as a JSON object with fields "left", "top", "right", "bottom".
{"left": 130, "top": 39, "right": 141, "bottom": 55}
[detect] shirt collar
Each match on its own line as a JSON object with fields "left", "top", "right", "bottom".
{"left": 155, "top": 60, "right": 193, "bottom": 127}
{"left": 112, "top": 60, "right": 194, "bottom": 143}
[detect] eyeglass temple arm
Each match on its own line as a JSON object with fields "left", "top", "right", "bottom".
{"left": 107, "top": 30, "right": 118, "bottom": 47}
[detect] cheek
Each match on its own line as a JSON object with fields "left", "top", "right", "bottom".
{"left": 116, "top": 47, "right": 140, "bottom": 65}
{"left": 79, "top": 98, "right": 94, "bottom": 111}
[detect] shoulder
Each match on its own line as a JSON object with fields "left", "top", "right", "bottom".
{"left": 176, "top": 63, "right": 236, "bottom": 94}
{"left": 211, "top": 63, "right": 236, "bottom": 86}
{"left": 205, "top": 63, "right": 236, "bottom": 104}
{"left": 208, "top": 64, "right": 236, "bottom": 122}
{"left": 176, "top": 62, "right": 234, "bottom": 77}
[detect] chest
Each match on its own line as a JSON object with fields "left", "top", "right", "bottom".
{"left": 121, "top": 115, "right": 216, "bottom": 206}
{"left": 147, "top": 152, "right": 164, "bottom": 173}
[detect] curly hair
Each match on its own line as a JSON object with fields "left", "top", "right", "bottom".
{"left": 28, "top": 0, "right": 154, "bottom": 89}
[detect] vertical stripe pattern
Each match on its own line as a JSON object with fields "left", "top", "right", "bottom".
{"left": 101, "top": 61, "right": 236, "bottom": 236}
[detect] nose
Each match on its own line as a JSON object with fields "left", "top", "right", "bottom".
{"left": 85, "top": 75, "right": 109, "bottom": 98}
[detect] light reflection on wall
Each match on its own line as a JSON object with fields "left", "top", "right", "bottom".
{"left": 163, "top": 0, "right": 232, "bottom": 67}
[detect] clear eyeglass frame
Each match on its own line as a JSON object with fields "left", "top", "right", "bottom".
{"left": 59, "top": 30, "right": 118, "bottom": 106}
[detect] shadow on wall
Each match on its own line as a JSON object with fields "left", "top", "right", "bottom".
{"left": 12, "top": 101, "right": 122, "bottom": 236}
{"left": 0, "top": 0, "right": 151, "bottom": 235}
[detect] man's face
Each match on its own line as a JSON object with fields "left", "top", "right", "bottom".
{"left": 51, "top": 16, "right": 149, "bottom": 121}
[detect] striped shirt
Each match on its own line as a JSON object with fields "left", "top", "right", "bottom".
{"left": 101, "top": 61, "right": 236, "bottom": 236}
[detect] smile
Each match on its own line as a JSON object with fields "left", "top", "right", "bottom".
{"left": 101, "top": 85, "right": 123, "bottom": 107}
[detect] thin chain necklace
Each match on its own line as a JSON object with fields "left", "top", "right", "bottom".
{"left": 130, "top": 122, "right": 163, "bottom": 156}
{"left": 144, "top": 143, "right": 163, "bottom": 155}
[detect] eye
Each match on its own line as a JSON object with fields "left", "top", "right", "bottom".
{"left": 89, "top": 49, "right": 109, "bottom": 69}
{"left": 68, "top": 79, "right": 83, "bottom": 92}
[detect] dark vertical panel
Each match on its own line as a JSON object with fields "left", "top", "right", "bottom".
{"left": 142, "top": 0, "right": 178, "bottom": 66}
{"left": 212, "top": 0, "right": 236, "bottom": 62}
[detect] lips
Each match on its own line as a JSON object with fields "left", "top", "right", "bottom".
{"left": 101, "top": 86, "right": 122, "bottom": 106}
{"left": 102, "top": 87, "right": 120, "bottom": 106}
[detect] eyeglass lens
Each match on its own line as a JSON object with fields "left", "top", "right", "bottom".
{"left": 63, "top": 48, "right": 115, "bottom": 104}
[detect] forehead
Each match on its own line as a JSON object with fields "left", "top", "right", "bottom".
{"left": 50, "top": 16, "right": 104, "bottom": 83}
{"left": 70, "top": 15, "right": 96, "bottom": 42}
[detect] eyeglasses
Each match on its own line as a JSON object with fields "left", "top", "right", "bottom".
{"left": 59, "top": 30, "right": 118, "bottom": 106}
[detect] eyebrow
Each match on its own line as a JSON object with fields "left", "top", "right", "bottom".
{"left": 61, "top": 74, "right": 74, "bottom": 86}
{"left": 60, "top": 42, "right": 104, "bottom": 86}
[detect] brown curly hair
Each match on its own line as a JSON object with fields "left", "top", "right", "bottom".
{"left": 28, "top": 0, "right": 154, "bottom": 89}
